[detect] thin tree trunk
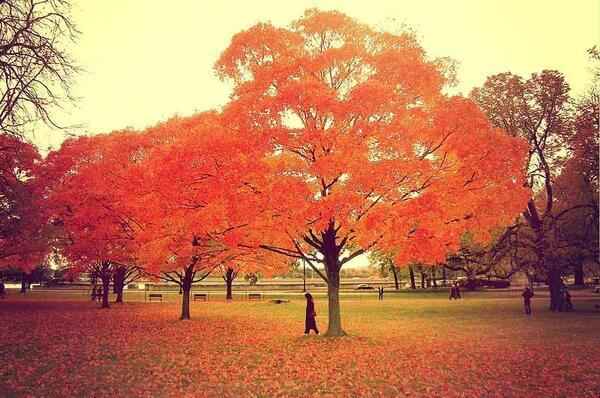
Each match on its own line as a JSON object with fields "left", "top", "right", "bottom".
{"left": 391, "top": 264, "right": 400, "bottom": 290}
{"left": 442, "top": 267, "right": 447, "bottom": 286}
{"left": 420, "top": 272, "right": 426, "bottom": 289}
{"left": 20, "top": 272, "right": 29, "bottom": 293}
{"left": 431, "top": 267, "right": 437, "bottom": 288}
{"left": 409, "top": 266, "right": 416, "bottom": 290}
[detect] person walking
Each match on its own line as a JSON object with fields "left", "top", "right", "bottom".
{"left": 563, "top": 289, "right": 573, "bottom": 311}
{"left": 304, "top": 292, "right": 319, "bottom": 335}
{"left": 378, "top": 286, "right": 384, "bottom": 301}
{"left": 522, "top": 286, "right": 534, "bottom": 315}
{"left": 449, "top": 283, "right": 456, "bottom": 300}
{"left": 452, "top": 282, "right": 462, "bottom": 299}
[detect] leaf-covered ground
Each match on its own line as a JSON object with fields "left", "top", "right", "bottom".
{"left": 1, "top": 293, "right": 599, "bottom": 397}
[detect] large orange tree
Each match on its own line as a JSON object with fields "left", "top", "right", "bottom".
{"left": 43, "top": 132, "right": 143, "bottom": 308}
{"left": 129, "top": 112, "right": 282, "bottom": 319}
{"left": 217, "top": 9, "right": 530, "bottom": 336}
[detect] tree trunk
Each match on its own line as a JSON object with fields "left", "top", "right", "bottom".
{"left": 420, "top": 272, "right": 426, "bottom": 289}
{"left": 573, "top": 259, "right": 584, "bottom": 286}
{"left": 100, "top": 274, "right": 110, "bottom": 309}
{"left": 226, "top": 279, "right": 233, "bottom": 300}
{"left": 20, "top": 273, "right": 28, "bottom": 293}
{"left": 224, "top": 267, "right": 235, "bottom": 301}
{"left": 325, "top": 269, "right": 345, "bottom": 337}
{"left": 409, "top": 266, "right": 416, "bottom": 289}
{"left": 180, "top": 265, "right": 194, "bottom": 320}
{"left": 391, "top": 264, "right": 400, "bottom": 290}
{"left": 431, "top": 267, "right": 437, "bottom": 288}
{"left": 181, "top": 284, "right": 191, "bottom": 320}
{"left": 115, "top": 286, "right": 124, "bottom": 303}
{"left": 548, "top": 267, "right": 562, "bottom": 311}
{"left": 114, "top": 267, "right": 126, "bottom": 304}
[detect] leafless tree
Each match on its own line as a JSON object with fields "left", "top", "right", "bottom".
{"left": 0, "top": 0, "right": 79, "bottom": 137}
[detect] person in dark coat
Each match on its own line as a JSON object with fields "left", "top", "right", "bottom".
{"left": 563, "top": 289, "right": 573, "bottom": 311}
{"left": 450, "top": 282, "right": 461, "bottom": 299}
{"left": 522, "top": 286, "right": 534, "bottom": 315}
{"left": 449, "top": 284, "right": 456, "bottom": 300}
{"left": 304, "top": 292, "right": 319, "bottom": 335}
{"left": 378, "top": 286, "right": 384, "bottom": 300}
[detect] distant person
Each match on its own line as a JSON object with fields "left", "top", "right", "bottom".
{"left": 0, "top": 280, "right": 5, "bottom": 299}
{"left": 454, "top": 282, "right": 462, "bottom": 299}
{"left": 91, "top": 285, "right": 97, "bottom": 301}
{"left": 304, "top": 292, "right": 319, "bottom": 335}
{"left": 449, "top": 283, "right": 457, "bottom": 300}
{"left": 563, "top": 289, "right": 573, "bottom": 312}
{"left": 378, "top": 286, "right": 384, "bottom": 301}
{"left": 522, "top": 286, "right": 534, "bottom": 315}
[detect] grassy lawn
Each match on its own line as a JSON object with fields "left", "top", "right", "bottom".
{"left": 1, "top": 292, "right": 599, "bottom": 397}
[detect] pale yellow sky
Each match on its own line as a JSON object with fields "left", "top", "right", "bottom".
{"left": 30, "top": 0, "right": 599, "bottom": 152}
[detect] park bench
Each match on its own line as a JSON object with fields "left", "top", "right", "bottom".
{"left": 248, "top": 292, "right": 263, "bottom": 301}
{"left": 193, "top": 293, "right": 208, "bottom": 301}
{"left": 148, "top": 293, "right": 163, "bottom": 302}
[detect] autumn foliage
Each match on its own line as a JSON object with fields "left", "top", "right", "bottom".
{"left": 215, "top": 9, "right": 529, "bottom": 335}
{"left": 6, "top": 10, "right": 531, "bottom": 330}
{"left": 2, "top": 297, "right": 600, "bottom": 397}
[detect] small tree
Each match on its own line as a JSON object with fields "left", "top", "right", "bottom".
{"left": 43, "top": 132, "right": 143, "bottom": 308}
{"left": 129, "top": 113, "right": 282, "bottom": 319}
